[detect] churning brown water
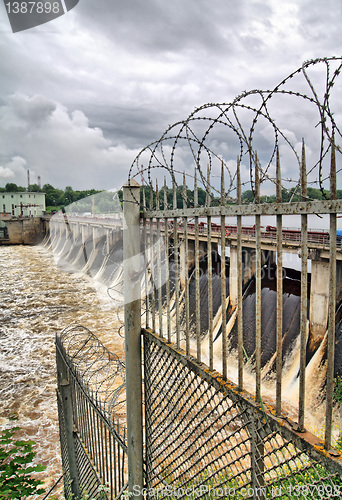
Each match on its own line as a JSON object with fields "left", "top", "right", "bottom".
{"left": 0, "top": 244, "right": 125, "bottom": 497}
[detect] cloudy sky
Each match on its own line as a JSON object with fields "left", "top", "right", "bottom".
{"left": 0, "top": 0, "right": 341, "bottom": 191}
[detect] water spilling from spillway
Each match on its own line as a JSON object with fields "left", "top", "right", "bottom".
{"left": 192, "top": 262, "right": 342, "bottom": 429}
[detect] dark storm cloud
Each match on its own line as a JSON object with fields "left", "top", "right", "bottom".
{"left": 77, "top": 0, "right": 245, "bottom": 54}
{"left": 86, "top": 104, "right": 174, "bottom": 148}
{"left": 9, "top": 93, "right": 56, "bottom": 125}
{"left": 0, "top": 0, "right": 340, "bottom": 189}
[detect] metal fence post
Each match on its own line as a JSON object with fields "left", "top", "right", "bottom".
{"left": 59, "top": 379, "right": 81, "bottom": 499}
{"left": 123, "top": 179, "right": 144, "bottom": 498}
{"left": 56, "top": 344, "right": 81, "bottom": 499}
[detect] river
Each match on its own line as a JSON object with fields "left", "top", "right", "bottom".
{"left": 0, "top": 244, "right": 124, "bottom": 497}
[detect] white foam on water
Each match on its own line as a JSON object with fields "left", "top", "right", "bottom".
{"left": 0, "top": 244, "right": 125, "bottom": 497}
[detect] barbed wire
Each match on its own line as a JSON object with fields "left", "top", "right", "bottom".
{"left": 127, "top": 56, "right": 342, "bottom": 206}
{"left": 57, "top": 324, "right": 126, "bottom": 422}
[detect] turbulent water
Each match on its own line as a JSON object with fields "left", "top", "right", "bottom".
{"left": 0, "top": 244, "right": 125, "bottom": 497}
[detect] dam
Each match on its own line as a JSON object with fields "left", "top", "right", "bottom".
{"left": 2, "top": 182, "right": 342, "bottom": 499}
{"left": 49, "top": 209, "right": 342, "bottom": 352}
{"left": 2, "top": 207, "right": 341, "bottom": 498}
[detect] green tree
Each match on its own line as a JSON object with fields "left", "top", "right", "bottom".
{"left": 5, "top": 183, "right": 19, "bottom": 192}
{"left": 28, "top": 184, "right": 42, "bottom": 192}
{"left": 241, "top": 190, "right": 254, "bottom": 203}
{"left": 65, "top": 186, "right": 74, "bottom": 203}
{"left": 42, "top": 184, "right": 58, "bottom": 207}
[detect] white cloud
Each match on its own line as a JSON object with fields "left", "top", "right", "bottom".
{"left": 0, "top": 167, "right": 14, "bottom": 180}
{"left": 0, "top": 94, "right": 140, "bottom": 189}
{"left": 0, "top": 156, "right": 27, "bottom": 184}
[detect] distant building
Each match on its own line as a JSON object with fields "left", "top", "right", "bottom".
{"left": 1, "top": 192, "right": 46, "bottom": 217}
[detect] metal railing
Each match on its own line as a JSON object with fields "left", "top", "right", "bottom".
{"left": 147, "top": 219, "right": 333, "bottom": 247}
{"left": 124, "top": 57, "right": 342, "bottom": 498}
{"left": 130, "top": 162, "right": 342, "bottom": 498}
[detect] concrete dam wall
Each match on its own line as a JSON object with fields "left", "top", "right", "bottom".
{"left": 47, "top": 216, "right": 342, "bottom": 391}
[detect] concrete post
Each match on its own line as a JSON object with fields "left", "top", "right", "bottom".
{"left": 56, "top": 346, "right": 81, "bottom": 498}
{"left": 309, "top": 259, "right": 329, "bottom": 341}
{"left": 59, "top": 380, "right": 81, "bottom": 499}
{"left": 92, "top": 226, "right": 96, "bottom": 250}
{"left": 123, "top": 180, "right": 143, "bottom": 498}
{"left": 106, "top": 228, "right": 110, "bottom": 255}
{"left": 230, "top": 245, "right": 238, "bottom": 307}
{"left": 71, "top": 222, "right": 80, "bottom": 239}
{"left": 81, "top": 225, "right": 86, "bottom": 245}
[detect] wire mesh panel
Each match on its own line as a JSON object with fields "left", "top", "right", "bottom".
{"left": 144, "top": 329, "right": 342, "bottom": 499}
{"left": 74, "top": 433, "right": 105, "bottom": 499}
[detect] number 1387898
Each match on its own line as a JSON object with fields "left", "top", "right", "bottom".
{"left": 5, "top": 2, "right": 61, "bottom": 14}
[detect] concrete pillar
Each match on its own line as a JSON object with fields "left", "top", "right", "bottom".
{"left": 230, "top": 245, "right": 271, "bottom": 306}
{"left": 58, "top": 221, "right": 62, "bottom": 240}
{"left": 91, "top": 225, "right": 103, "bottom": 249}
{"left": 199, "top": 240, "right": 207, "bottom": 260}
{"left": 106, "top": 228, "right": 111, "bottom": 255}
{"left": 179, "top": 239, "right": 195, "bottom": 289}
{"left": 336, "top": 261, "right": 342, "bottom": 303}
{"left": 242, "top": 247, "right": 257, "bottom": 284}
{"left": 230, "top": 245, "right": 238, "bottom": 307}
{"left": 188, "top": 239, "right": 195, "bottom": 268}
{"left": 309, "top": 259, "right": 329, "bottom": 340}
{"left": 92, "top": 226, "right": 97, "bottom": 250}
{"left": 264, "top": 249, "right": 276, "bottom": 268}
{"left": 72, "top": 222, "right": 80, "bottom": 239}
{"left": 81, "top": 225, "right": 86, "bottom": 245}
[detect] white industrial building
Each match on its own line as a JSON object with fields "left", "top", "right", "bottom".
{"left": 1, "top": 192, "right": 46, "bottom": 217}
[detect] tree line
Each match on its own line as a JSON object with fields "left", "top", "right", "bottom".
{"left": 0, "top": 182, "right": 102, "bottom": 211}
{"left": 0, "top": 182, "right": 339, "bottom": 213}
{"left": 241, "top": 186, "right": 342, "bottom": 204}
